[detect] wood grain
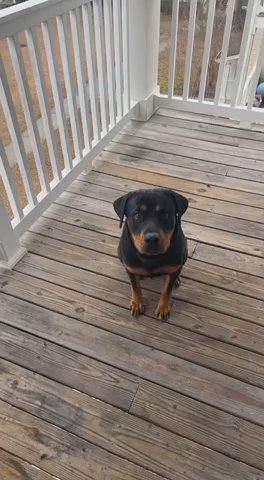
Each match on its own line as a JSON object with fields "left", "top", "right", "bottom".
{"left": 1, "top": 294, "right": 264, "bottom": 426}
{"left": 108, "top": 138, "right": 230, "bottom": 174}
{"left": 80, "top": 172, "right": 264, "bottom": 224}
{"left": 4, "top": 257, "right": 264, "bottom": 360}
{"left": 18, "top": 236, "right": 264, "bottom": 325}
{"left": 156, "top": 109, "right": 264, "bottom": 143}
{"left": 150, "top": 114, "right": 264, "bottom": 149}
{"left": 96, "top": 150, "right": 264, "bottom": 195}
{"left": 2, "top": 108, "right": 264, "bottom": 479}
{"left": 227, "top": 166, "right": 264, "bottom": 183}
{"left": 131, "top": 379, "right": 264, "bottom": 471}
{"left": 0, "top": 400, "right": 165, "bottom": 480}
{"left": 94, "top": 160, "right": 264, "bottom": 208}
{"left": 30, "top": 215, "right": 118, "bottom": 256}
{"left": 0, "top": 338, "right": 263, "bottom": 472}
{"left": 2, "top": 265, "right": 264, "bottom": 388}
{"left": 0, "top": 359, "right": 263, "bottom": 480}
{"left": 109, "top": 134, "right": 264, "bottom": 183}
{"left": 122, "top": 121, "right": 264, "bottom": 164}
{"left": 0, "top": 449, "right": 59, "bottom": 480}
{"left": 193, "top": 242, "right": 264, "bottom": 278}
{"left": 143, "top": 115, "right": 263, "bottom": 161}
{"left": 69, "top": 178, "right": 264, "bottom": 241}
{"left": 0, "top": 323, "right": 138, "bottom": 410}
{"left": 29, "top": 215, "right": 264, "bottom": 301}
{"left": 54, "top": 190, "right": 264, "bottom": 256}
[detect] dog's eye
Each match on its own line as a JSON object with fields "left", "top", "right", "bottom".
{"left": 162, "top": 212, "right": 169, "bottom": 220}
{"left": 134, "top": 213, "right": 143, "bottom": 221}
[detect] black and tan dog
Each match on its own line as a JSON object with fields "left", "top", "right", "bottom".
{"left": 114, "top": 188, "right": 188, "bottom": 320}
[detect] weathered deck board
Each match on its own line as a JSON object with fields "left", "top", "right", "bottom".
{"left": 53, "top": 191, "right": 264, "bottom": 256}
{"left": 2, "top": 257, "right": 264, "bottom": 358}
{"left": 0, "top": 449, "right": 60, "bottom": 480}
{"left": 0, "top": 323, "right": 138, "bottom": 410}
{"left": 97, "top": 150, "right": 264, "bottom": 195}
{"left": 94, "top": 160, "right": 264, "bottom": 208}
{"left": 157, "top": 108, "right": 264, "bottom": 141}
{"left": 149, "top": 114, "right": 264, "bottom": 150}
{"left": 77, "top": 175, "right": 264, "bottom": 224}
{"left": 0, "top": 400, "right": 165, "bottom": 480}
{"left": 68, "top": 179, "right": 264, "bottom": 235}
{"left": 1, "top": 325, "right": 264, "bottom": 472}
{"left": 28, "top": 216, "right": 264, "bottom": 300}
{"left": 1, "top": 359, "right": 264, "bottom": 480}
{"left": 1, "top": 109, "right": 264, "bottom": 479}
{"left": 131, "top": 380, "right": 264, "bottom": 471}
{"left": 16, "top": 238, "right": 264, "bottom": 326}
{"left": 2, "top": 263, "right": 264, "bottom": 388}
{"left": 121, "top": 122, "right": 264, "bottom": 164}
{"left": 1, "top": 294, "right": 264, "bottom": 426}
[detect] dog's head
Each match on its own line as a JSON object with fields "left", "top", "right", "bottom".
{"left": 113, "top": 189, "right": 188, "bottom": 256}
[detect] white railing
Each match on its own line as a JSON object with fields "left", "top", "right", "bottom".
{"left": 0, "top": 0, "right": 161, "bottom": 268}
{"left": 2, "top": 0, "right": 263, "bottom": 269}
{"left": 156, "top": 0, "right": 264, "bottom": 124}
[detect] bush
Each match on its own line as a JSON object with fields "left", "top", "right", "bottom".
{"left": 161, "top": 0, "right": 172, "bottom": 15}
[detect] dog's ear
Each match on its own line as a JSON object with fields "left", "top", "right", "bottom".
{"left": 113, "top": 192, "right": 132, "bottom": 228}
{"left": 166, "top": 191, "right": 188, "bottom": 218}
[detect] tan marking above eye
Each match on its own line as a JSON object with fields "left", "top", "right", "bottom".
{"left": 140, "top": 204, "right": 147, "bottom": 211}
{"left": 155, "top": 204, "right": 161, "bottom": 212}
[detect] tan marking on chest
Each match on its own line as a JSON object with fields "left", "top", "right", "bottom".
{"left": 126, "top": 264, "right": 182, "bottom": 276}
{"left": 152, "top": 264, "right": 182, "bottom": 275}
{"left": 126, "top": 266, "right": 149, "bottom": 276}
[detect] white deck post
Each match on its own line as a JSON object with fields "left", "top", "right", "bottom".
{"left": 128, "top": 0, "right": 161, "bottom": 121}
{"left": 0, "top": 196, "right": 26, "bottom": 269}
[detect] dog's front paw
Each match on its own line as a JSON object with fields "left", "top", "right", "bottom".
{"left": 156, "top": 303, "right": 170, "bottom": 321}
{"left": 130, "top": 300, "right": 145, "bottom": 317}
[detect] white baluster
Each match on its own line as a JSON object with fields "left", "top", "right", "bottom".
{"left": 113, "top": 0, "right": 123, "bottom": 119}
{"left": 0, "top": 194, "right": 26, "bottom": 269}
{"left": 82, "top": 2, "right": 101, "bottom": 143}
{"left": 70, "top": 7, "right": 92, "bottom": 150}
{"left": 93, "top": 0, "right": 109, "bottom": 133}
{"left": 168, "top": 0, "right": 180, "bottom": 98}
{"left": 104, "top": 0, "right": 117, "bottom": 126}
{"left": 56, "top": 13, "right": 83, "bottom": 160}
{"left": 183, "top": 0, "right": 197, "bottom": 101}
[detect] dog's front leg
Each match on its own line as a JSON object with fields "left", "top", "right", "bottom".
{"left": 127, "top": 271, "right": 145, "bottom": 317}
{"left": 156, "top": 272, "right": 178, "bottom": 320}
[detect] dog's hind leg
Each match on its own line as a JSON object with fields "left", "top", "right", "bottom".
{"left": 174, "top": 276, "right": 181, "bottom": 288}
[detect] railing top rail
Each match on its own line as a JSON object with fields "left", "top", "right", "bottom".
{"left": 0, "top": 0, "right": 91, "bottom": 40}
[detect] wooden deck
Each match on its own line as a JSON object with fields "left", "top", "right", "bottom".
{"left": 1, "top": 108, "right": 264, "bottom": 479}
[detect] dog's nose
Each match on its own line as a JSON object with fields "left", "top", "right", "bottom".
{"left": 145, "top": 232, "right": 160, "bottom": 245}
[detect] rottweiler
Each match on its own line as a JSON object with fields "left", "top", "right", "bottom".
{"left": 113, "top": 188, "right": 188, "bottom": 320}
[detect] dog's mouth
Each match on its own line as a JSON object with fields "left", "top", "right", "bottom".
{"left": 143, "top": 245, "right": 164, "bottom": 256}
{"left": 138, "top": 241, "right": 169, "bottom": 256}
{"left": 131, "top": 230, "right": 171, "bottom": 256}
